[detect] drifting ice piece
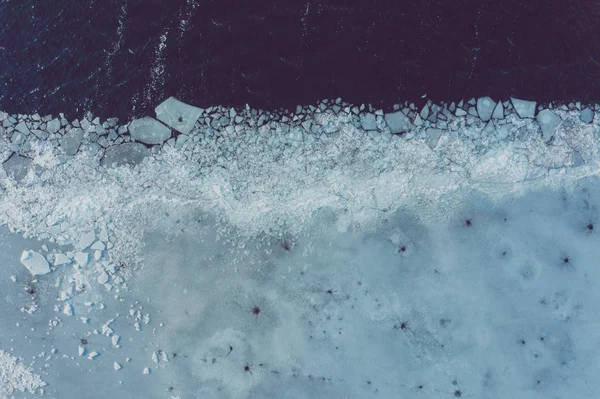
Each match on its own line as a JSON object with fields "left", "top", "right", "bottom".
{"left": 20, "top": 250, "right": 51, "bottom": 276}
{"left": 580, "top": 107, "right": 594, "bottom": 124}
{"left": 54, "top": 253, "right": 71, "bottom": 266}
{"left": 78, "top": 231, "right": 96, "bottom": 250}
{"left": 536, "top": 109, "right": 561, "bottom": 141}
{"left": 384, "top": 111, "right": 411, "bottom": 134}
{"left": 360, "top": 113, "right": 377, "bottom": 130}
{"left": 128, "top": 117, "right": 171, "bottom": 145}
{"left": 155, "top": 97, "right": 204, "bottom": 135}
{"left": 492, "top": 102, "right": 504, "bottom": 119}
{"left": 60, "top": 128, "right": 83, "bottom": 155}
{"left": 476, "top": 97, "right": 496, "bottom": 122}
{"left": 510, "top": 98, "right": 536, "bottom": 118}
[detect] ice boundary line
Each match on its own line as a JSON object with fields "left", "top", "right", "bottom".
{"left": 0, "top": 97, "right": 599, "bottom": 268}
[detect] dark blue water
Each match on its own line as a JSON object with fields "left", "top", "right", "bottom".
{"left": 1, "top": 0, "right": 599, "bottom": 121}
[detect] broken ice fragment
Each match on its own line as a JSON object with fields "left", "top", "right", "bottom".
{"left": 152, "top": 351, "right": 159, "bottom": 363}
{"left": 20, "top": 250, "right": 51, "bottom": 276}
{"left": 510, "top": 98, "right": 536, "bottom": 118}
{"left": 78, "top": 231, "right": 96, "bottom": 250}
{"left": 114, "top": 362, "right": 122, "bottom": 371}
{"left": 91, "top": 241, "right": 105, "bottom": 251}
{"left": 155, "top": 97, "right": 204, "bottom": 135}
{"left": 128, "top": 117, "right": 171, "bottom": 145}
{"left": 78, "top": 346, "right": 85, "bottom": 356}
{"left": 97, "top": 271, "right": 109, "bottom": 285}
{"left": 63, "top": 303, "right": 74, "bottom": 316}
{"left": 88, "top": 351, "right": 99, "bottom": 360}
{"left": 580, "top": 107, "right": 594, "bottom": 124}
{"left": 384, "top": 111, "right": 411, "bottom": 134}
{"left": 46, "top": 119, "right": 60, "bottom": 134}
{"left": 15, "top": 121, "right": 31, "bottom": 135}
{"left": 425, "top": 128, "right": 443, "bottom": 149}
{"left": 476, "top": 97, "right": 496, "bottom": 122}
{"left": 536, "top": 109, "right": 561, "bottom": 141}
{"left": 143, "top": 367, "right": 151, "bottom": 375}
{"left": 360, "top": 113, "right": 377, "bottom": 130}
{"left": 112, "top": 335, "right": 120, "bottom": 346}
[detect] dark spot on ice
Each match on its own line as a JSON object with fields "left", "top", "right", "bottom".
{"left": 80, "top": 338, "right": 88, "bottom": 345}
{"left": 282, "top": 240, "right": 292, "bottom": 251}
{"left": 399, "top": 245, "right": 406, "bottom": 253}
{"left": 563, "top": 257, "right": 569, "bottom": 264}
{"left": 418, "top": 385, "right": 423, "bottom": 389}
{"left": 587, "top": 223, "right": 594, "bottom": 231}
{"left": 252, "top": 306, "right": 261, "bottom": 316}
{"left": 454, "top": 390, "right": 462, "bottom": 397}
{"left": 465, "top": 219, "right": 472, "bottom": 227}
{"left": 521, "top": 339, "right": 526, "bottom": 345}
{"left": 452, "top": 380, "right": 458, "bottom": 386}
{"left": 178, "top": 117, "right": 183, "bottom": 123}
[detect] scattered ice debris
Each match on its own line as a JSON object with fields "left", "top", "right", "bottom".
{"left": 20, "top": 250, "right": 51, "bottom": 276}
{"left": 536, "top": 109, "right": 561, "bottom": 141}
{"left": 510, "top": 97, "right": 536, "bottom": 118}
{"left": 78, "top": 346, "right": 85, "bottom": 356}
{"left": 143, "top": 367, "right": 151, "bottom": 375}
{"left": 155, "top": 96, "right": 204, "bottom": 135}
{"left": 476, "top": 96, "right": 496, "bottom": 121}
{"left": 101, "top": 143, "right": 150, "bottom": 168}
{"left": 62, "top": 303, "right": 74, "bottom": 316}
{"left": 0, "top": 349, "right": 47, "bottom": 397}
{"left": 152, "top": 351, "right": 159, "bottom": 364}
{"left": 87, "top": 351, "right": 99, "bottom": 360}
{"left": 128, "top": 117, "right": 171, "bottom": 145}
{"left": 111, "top": 335, "right": 120, "bottom": 346}
{"left": 114, "top": 362, "right": 122, "bottom": 371}
{"left": 580, "top": 107, "right": 594, "bottom": 124}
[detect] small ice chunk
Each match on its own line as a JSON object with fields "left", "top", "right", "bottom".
{"left": 152, "top": 351, "right": 159, "bottom": 364}
{"left": 78, "top": 231, "right": 96, "bottom": 250}
{"left": 46, "top": 119, "right": 61, "bottom": 133}
{"left": 420, "top": 104, "right": 429, "bottom": 119}
{"left": 425, "top": 128, "right": 443, "bottom": 149}
{"left": 15, "top": 121, "right": 31, "bottom": 135}
{"left": 88, "top": 351, "right": 99, "bottom": 360}
{"left": 492, "top": 102, "right": 504, "bottom": 119}
{"left": 60, "top": 128, "right": 83, "bottom": 155}
{"left": 510, "top": 98, "right": 536, "bottom": 118}
{"left": 97, "top": 271, "right": 109, "bottom": 285}
{"left": 143, "top": 367, "right": 151, "bottom": 375}
{"left": 20, "top": 250, "right": 51, "bottom": 276}
{"left": 455, "top": 108, "right": 467, "bottom": 117}
{"left": 114, "top": 362, "right": 122, "bottom": 371}
{"left": 63, "top": 303, "right": 74, "bottom": 316}
{"left": 10, "top": 275, "right": 16, "bottom": 283}
{"left": 360, "top": 113, "right": 377, "bottom": 130}
{"left": 580, "top": 107, "right": 594, "bottom": 124}
{"left": 476, "top": 97, "right": 496, "bottom": 122}
{"left": 384, "top": 111, "right": 411, "bottom": 134}
{"left": 536, "top": 109, "right": 561, "bottom": 140}
{"left": 54, "top": 253, "right": 70, "bottom": 266}
{"left": 74, "top": 252, "right": 89, "bottom": 267}
{"left": 112, "top": 335, "right": 120, "bottom": 346}
{"left": 78, "top": 346, "right": 85, "bottom": 356}
{"left": 94, "top": 250, "right": 102, "bottom": 261}
{"left": 128, "top": 117, "right": 171, "bottom": 145}
{"left": 91, "top": 241, "right": 105, "bottom": 251}
{"left": 155, "top": 97, "right": 204, "bottom": 135}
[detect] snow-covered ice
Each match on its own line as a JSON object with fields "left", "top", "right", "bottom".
{"left": 0, "top": 97, "right": 600, "bottom": 399}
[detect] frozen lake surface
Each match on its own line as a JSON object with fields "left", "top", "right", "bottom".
{"left": 0, "top": 98, "right": 599, "bottom": 398}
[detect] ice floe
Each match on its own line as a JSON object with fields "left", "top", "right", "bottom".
{"left": 19, "top": 250, "right": 51, "bottom": 276}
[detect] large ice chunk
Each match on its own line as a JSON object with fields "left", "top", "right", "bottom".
{"left": 536, "top": 109, "right": 561, "bottom": 141}
{"left": 510, "top": 98, "right": 536, "bottom": 118}
{"left": 425, "top": 128, "right": 443, "bottom": 149}
{"left": 580, "top": 107, "right": 594, "bottom": 124}
{"left": 101, "top": 143, "right": 150, "bottom": 168}
{"left": 128, "top": 117, "right": 171, "bottom": 145}
{"left": 46, "top": 119, "right": 61, "bottom": 134}
{"left": 476, "top": 97, "right": 496, "bottom": 122}
{"left": 384, "top": 111, "right": 411, "bottom": 134}
{"left": 360, "top": 113, "right": 377, "bottom": 130}
{"left": 155, "top": 97, "right": 204, "bottom": 135}
{"left": 20, "top": 250, "right": 51, "bottom": 276}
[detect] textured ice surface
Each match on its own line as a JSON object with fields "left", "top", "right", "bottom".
{"left": 0, "top": 98, "right": 600, "bottom": 398}
{"left": 128, "top": 117, "right": 171, "bottom": 145}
